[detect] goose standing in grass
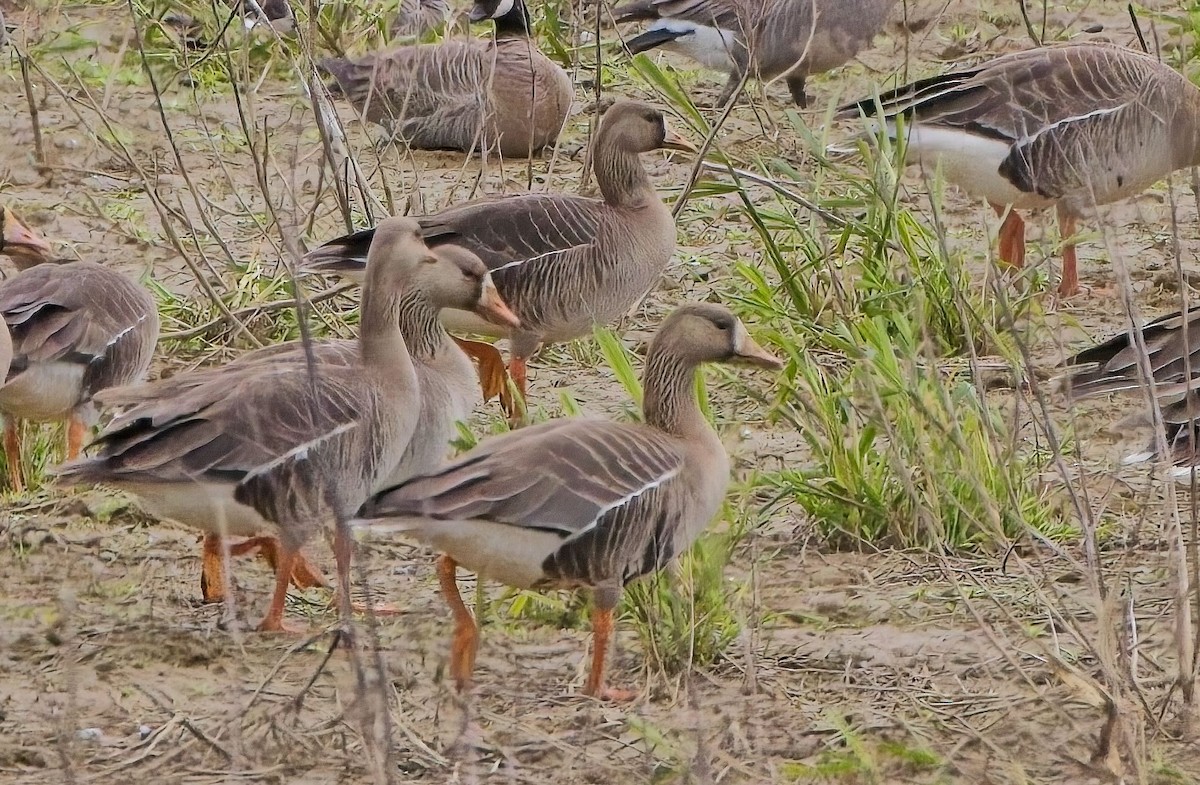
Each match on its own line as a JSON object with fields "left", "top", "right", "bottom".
{"left": 0, "top": 203, "right": 158, "bottom": 493}
{"left": 614, "top": 0, "right": 898, "bottom": 107}
{"left": 97, "top": 246, "right": 519, "bottom": 605}
{"left": 838, "top": 42, "right": 1200, "bottom": 298}
{"left": 354, "top": 303, "right": 783, "bottom": 699}
{"left": 319, "top": 0, "right": 572, "bottom": 157}
{"left": 303, "top": 100, "right": 696, "bottom": 422}
{"left": 1056, "top": 308, "right": 1200, "bottom": 477}
{"left": 57, "top": 218, "right": 463, "bottom": 632}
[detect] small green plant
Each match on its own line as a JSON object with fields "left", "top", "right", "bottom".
{"left": 725, "top": 113, "right": 1066, "bottom": 550}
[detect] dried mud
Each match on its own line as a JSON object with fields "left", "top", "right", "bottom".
{"left": 3, "top": 0, "right": 1200, "bottom": 783}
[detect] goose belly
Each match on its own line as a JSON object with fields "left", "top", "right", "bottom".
{"left": 406, "top": 517, "right": 564, "bottom": 588}
{"left": 0, "top": 362, "right": 85, "bottom": 421}
{"left": 899, "top": 125, "right": 1053, "bottom": 210}
{"left": 381, "top": 361, "right": 477, "bottom": 488}
{"left": 121, "top": 480, "right": 273, "bottom": 538}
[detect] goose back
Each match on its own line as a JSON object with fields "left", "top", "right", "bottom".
{"left": 0, "top": 261, "right": 159, "bottom": 423}
{"left": 58, "top": 219, "right": 433, "bottom": 549}
{"left": 303, "top": 101, "right": 688, "bottom": 357}
{"left": 619, "top": 0, "right": 898, "bottom": 102}
{"left": 839, "top": 43, "right": 1200, "bottom": 214}
{"left": 321, "top": 0, "right": 571, "bottom": 156}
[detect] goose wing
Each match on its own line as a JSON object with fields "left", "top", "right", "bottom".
{"left": 301, "top": 193, "right": 605, "bottom": 276}
{"left": 0, "top": 262, "right": 158, "bottom": 392}
{"left": 362, "top": 418, "right": 684, "bottom": 538}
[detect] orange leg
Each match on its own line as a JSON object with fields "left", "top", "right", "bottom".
{"left": 199, "top": 535, "right": 328, "bottom": 604}
{"left": 241, "top": 536, "right": 328, "bottom": 590}
{"left": 584, "top": 597, "right": 638, "bottom": 702}
{"left": 200, "top": 533, "right": 230, "bottom": 603}
{"left": 328, "top": 523, "right": 400, "bottom": 619}
{"left": 1056, "top": 207, "right": 1081, "bottom": 298}
{"left": 506, "top": 357, "right": 529, "bottom": 427}
{"left": 990, "top": 202, "right": 1026, "bottom": 271}
{"left": 437, "top": 555, "right": 478, "bottom": 692}
{"left": 66, "top": 414, "right": 87, "bottom": 461}
{"left": 258, "top": 544, "right": 302, "bottom": 633}
{"left": 452, "top": 338, "right": 509, "bottom": 404}
{"left": 4, "top": 420, "right": 23, "bottom": 493}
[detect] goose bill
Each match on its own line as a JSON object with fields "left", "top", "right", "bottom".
{"left": 661, "top": 124, "right": 698, "bottom": 154}
{"left": 474, "top": 276, "right": 521, "bottom": 328}
{"left": 2, "top": 210, "right": 53, "bottom": 261}
{"left": 733, "top": 333, "right": 783, "bottom": 370}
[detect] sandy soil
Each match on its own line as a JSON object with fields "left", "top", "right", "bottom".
{"left": 3, "top": 0, "right": 1200, "bottom": 782}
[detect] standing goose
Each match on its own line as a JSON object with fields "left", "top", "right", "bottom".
{"left": 838, "top": 42, "right": 1200, "bottom": 298}
{"left": 57, "top": 217, "right": 446, "bottom": 632}
{"left": 97, "top": 246, "right": 519, "bottom": 604}
{"left": 614, "top": 0, "right": 898, "bottom": 107}
{"left": 354, "top": 303, "right": 783, "bottom": 699}
{"left": 0, "top": 203, "right": 158, "bottom": 493}
{"left": 1056, "top": 308, "right": 1200, "bottom": 477}
{"left": 303, "top": 100, "right": 696, "bottom": 420}
{"left": 319, "top": 0, "right": 572, "bottom": 157}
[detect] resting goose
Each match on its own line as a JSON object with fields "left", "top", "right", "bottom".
{"left": 838, "top": 42, "right": 1200, "bottom": 298}
{"left": 614, "top": 0, "right": 898, "bottom": 106}
{"left": 58, "top": 217, "right": 450, "bottom": 632}
{"left": 303, "top": 100, "right": 696, "bottom": 422}
{"left": 320, "top": 0, "right": 572, "bottom": 157}
{"left": 98, "top": 246, "right": 519, "bottom": 604}
{"left": 354, "top": 303, "right": 783, "bottom": 699}
{"left": 1056, "top": 308, "right": 1200, "bottom": 478}
{"left": 0, "top": 204, "right": 158, "bottom": 493}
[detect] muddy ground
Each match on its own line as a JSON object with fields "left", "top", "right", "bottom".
{"left": 3, "top": 0, "right": 1200, "bottom": 782}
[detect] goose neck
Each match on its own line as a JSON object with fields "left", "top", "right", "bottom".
{"left": 358, "top": 276, "right": 418, "bottom": 378}
{"left": 594, "top": 140, "right": 654, "bottom": 207}
{"left": 642, "top": 346, "right": 707, "bottom": 437}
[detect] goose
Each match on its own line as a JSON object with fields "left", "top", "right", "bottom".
{"left": 97, "top": 245, "right": 519, "bottom": 604}
{"left": 302, "top": 100, "right": 696, "bottom": 422}
{"left": 0, "top": 204, "right": 159, "bottom": 493}
{"left": 319, "top": 0, "right": 572, "bottom": 157}
{"left": 1056, "top": 308, "right": 1200, "bottom": 478}
{"left": 390, "top": 0, "right": 451, "bottom": 38}
{"left": 614, "top": 0, "right": 898, "bottom": 106}
{"left": 56, "top": 217, "right": 459, "bottom": 632}
{"left": 838, "top": 42, "right": 1200, "bottom": 298}
{"left": 354, "top": 303, "right": 783, "bottom": 699}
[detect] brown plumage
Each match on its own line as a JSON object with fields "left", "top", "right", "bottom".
{"left": 97, "top": 246, "right": 519, "bottom": 605}
{"left": 390, "top": 0, "right": 450, "bottom": 38}
{"left": 355, "top": 303, "right": 783, "bottom": 699}
{"left": 320, "top": 0, "right": 572, "bottom": 157}
{"left": 616, "top": 0, "right": 898, "bottom": 106}
{"left": 302, "top": 100, "right": 697, "bottom": 421}
{"left": 839, "top": 42, "right": 1200, "bottom": 297}
{"left": 0, "top": 204, "right": 158, "bottom": 492}
{"left": 58, "top": 217, "right": 444, "bottom": 632}
{"left": 1056, "top": 308, "right": 1200, "bottom": 476}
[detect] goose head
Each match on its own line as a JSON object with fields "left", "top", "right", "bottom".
{"left": 363, "top": 216, "right": 435, "bottom": 292}
{"left": 418, "top": 246, "right": 520, "bottom": 329}
{"left": 468, "top": 0, "right": 529, "bottom": 31}
{"left": 598, "top": 101, "right": 698, "bottom": 154}
{"left": 0, "top": 204, "right": 54, "bottom": 270}
{"left": 654, "top": 303, "right": 783, "bottom": 370}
